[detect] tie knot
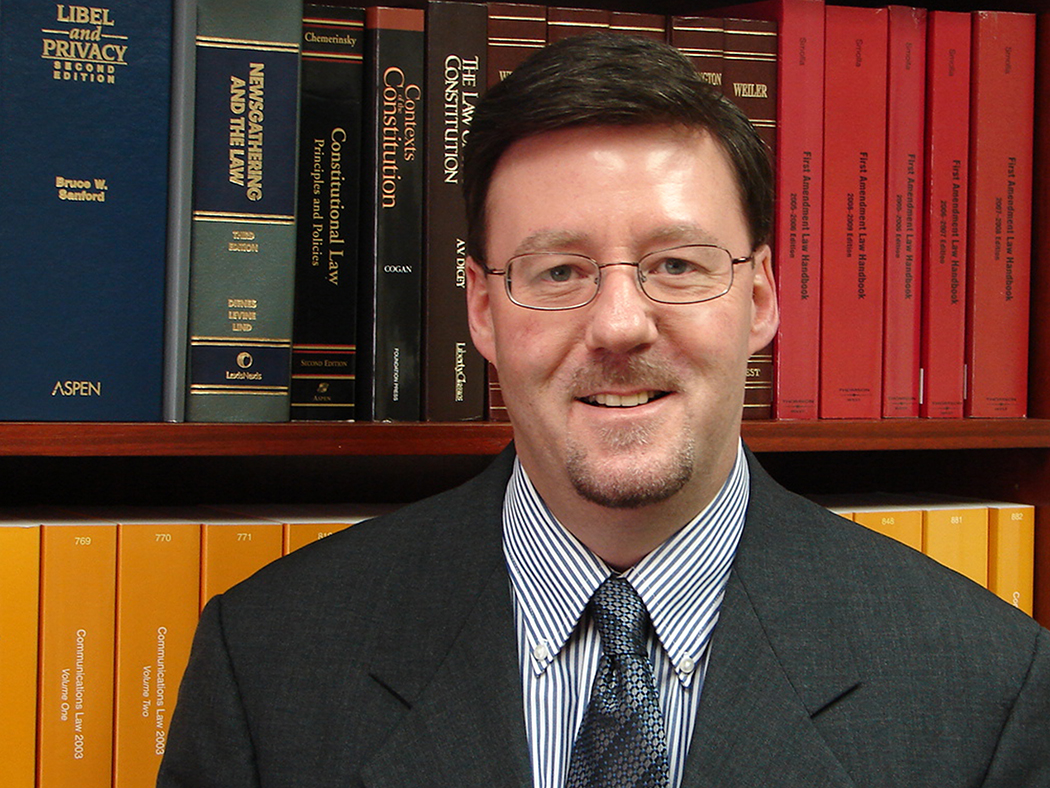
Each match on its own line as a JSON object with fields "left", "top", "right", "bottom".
{"left": 590, "top": 576, "right": 649, "bottom": 658}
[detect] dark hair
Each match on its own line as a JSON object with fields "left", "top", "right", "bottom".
{"left": 462, "top": 32, "right": 774, "bottom": 262}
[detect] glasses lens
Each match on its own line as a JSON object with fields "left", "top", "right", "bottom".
{"left": 508, "top": 254, "right": 599, "bottom": 309}
{"left": 639, "top": 245, "right": 734, "bottom": 303}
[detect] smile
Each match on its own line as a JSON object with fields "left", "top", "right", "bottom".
{"left": 581, "top": 390, "right": 667, "bottom": 408}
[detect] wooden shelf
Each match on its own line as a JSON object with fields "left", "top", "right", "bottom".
{"left": 3, "top": 418, "right": 1050, "bottom": 457}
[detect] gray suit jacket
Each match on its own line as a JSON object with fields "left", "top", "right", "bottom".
{"left": 159, "top": 447, "right": 1050, "bottom": 787}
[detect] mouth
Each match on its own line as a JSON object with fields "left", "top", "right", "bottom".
{"left": 579, "top": 390, "right": 669, "bottom": 408}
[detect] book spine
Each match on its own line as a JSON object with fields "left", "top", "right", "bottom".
{"left": 112, "top": 521, "right": 201, "bottom": 788}
{"left": 922, "top": 504, "right": 989, "bottom": 587}
{"left": 986, "top": 503, "right": 1035, "bottom": 615}
{"left": 820, "top": 5, "right": 888, "bottom": 419}
{"left": 163, "top": 0, "right": 198, "bottom": 422}
{"left": 0, "top": 521, "right": 40, "bottom": 788}
{"left": 722, "top": 16, "right": 777, "bottom": 420}
{"left": 609, "top": 11, "right": 667, "bottom": 42}
{"left": 852, "top": 506, "right": 924, "bottom": 552}
{"left": 424, "top": 0, "right": 487, "bottom": 421}
{"left": 0, "top": 0, "right": 171, "bottom": 421}
{"left": 185, "top": 0, "right": 302, "bottom": 422}
{"left": 291, "top": 5, "right": 366, "bottom": 421}
{"left": 358, "top": 6, "right": 426, "bottom": 421}
{"left": 199, "top": 518, "right": 284, "bottom": 612}
{"left": 36, "top": 520, "right": 118, "bottom": 788}
{"left": 486, "top": 2, "right": 547, "bottom": 88}
{"left": 546, "top": 6, "right": 610, "bottom": 43}
{"left": 669, "top": 16, "right": 724, "bottom": 90}
{"left": 965, "top": 11, "right": 1036, "bottom": 418}
{"left": 882, "top": 6, "right": 926, "bottom": 418}
{"left": 921, "top": 11, "right": 970, "bottom": 419}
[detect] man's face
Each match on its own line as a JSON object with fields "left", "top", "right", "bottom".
{"left": 467, "top": 124, "right": 778, "bottom": 517}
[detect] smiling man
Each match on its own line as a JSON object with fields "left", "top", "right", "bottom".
{"left": 160, "top": 33, "right": 1050, "bottom": 788}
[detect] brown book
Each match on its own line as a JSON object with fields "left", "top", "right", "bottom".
{"left": 669, "top": 16, "right": 724, "bottom": 90}
{"left": 609, "top": 11, "right": 667, "bottom": 42}
{"left": 547, "top": 6, "right": 609, "bottom": 43}
{"left": 487, "top": 2, "right": 546, "bottom": 87}
{"left": 723, "top": 17, "right": 778, "bottom": 419}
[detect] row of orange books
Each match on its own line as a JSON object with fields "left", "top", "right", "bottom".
{"left": 0, "top": 504, "right": 397, "bottom": 788}
{"left": 812, "top": 494, "right": 1035, "bottom": 613}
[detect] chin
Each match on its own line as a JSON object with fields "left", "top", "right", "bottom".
{"left": 566, "top": 441, "right": 695, "bottom": 509}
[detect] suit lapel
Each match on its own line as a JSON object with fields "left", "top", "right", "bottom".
{"left": 681, "top": 454, "right": 863, "bottom": 788}
{"left": 359, "top": 449, "right": 531, "bottom": 787}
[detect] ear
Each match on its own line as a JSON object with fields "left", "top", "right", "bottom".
{"left": 748, "top": 243, "right": 780, "bottom": 355}
{"left": 466, "top": 256, "right": 498, "bottom": 365}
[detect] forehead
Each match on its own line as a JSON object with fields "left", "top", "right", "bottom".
{"left": 484, "top": 124, "right": 748, "bottom": 257}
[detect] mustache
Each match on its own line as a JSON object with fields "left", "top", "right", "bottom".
{"left": 568, "top": 354, "right": 681, "bottom": 395}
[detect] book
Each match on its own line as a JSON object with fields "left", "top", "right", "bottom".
{"left": 820, "top": 5, "right": 888, "bottom": 419}
{"left": 111, "top": 511, "right": 201, "bottom": 788}
{"left": 921, "top": 10, "right": 970, "bottom": 418}
{"left": 722, "top": 16, "right": 777, "bottom": 420}
{"left": 669, "top": 15, "right": 724, "bottom": 90}
{"left": 185, "top": 0, "right": 303, "bottom": 421}
{"left": 710, "top": 0, "right": 826, "bottom": 420}
{"left": 919, "top": 498, "right": 989, "bottom": 587}
{"left": 0, "top": 516, "right": 40, "bottom": 788}
{"left": 199, "top": 513, "right": 283, "bottom": 611}
{"left": 546, "top": 6, "right": 609, "bottom": 43}
{"left": 220, "top": 502, "right": 399, "bottom": 553}
{"left": 486, "top": 2, "right": 546, "bottom": 87}
{"left": 423, "top": 0, "right": 488, "bottom": 421}
{"left": 609, "top": 11, "right": 667, "bottom": 42}
{"left": 882, "top": 6, "right": 926, "bottom": 418}
{"left": 851, "top": 500, "right": 924, "bottom": 552}
{"left": 163, "top": 0, "right": 199, "bottom": 422}
{"left": 291, "top": 4, "right": 366, "bottom": 421}
{"left": 0, "top": 0, "right": 174, "bottom": 421}
{"left": 985, "top": 501, "right": 1035, "bottom": 615}
{"left": 357, "top": 6, "right": 426, "bottom": 421}
{"left": 35, "top": 513, "right": 118, "bottom": 788}
{"left": 965, "top": 11, "right": 1036, "bottom": 418}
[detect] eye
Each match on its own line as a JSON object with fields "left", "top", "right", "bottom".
{"left": 544, "top": 263, "right": 577, "bottom": 283}
{"left": 656, "top": 256, "right": 698, "bottom": 276}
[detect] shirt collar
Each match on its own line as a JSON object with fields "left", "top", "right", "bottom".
{"left": 503, "top": 441, "right": 749, "bottom": 685}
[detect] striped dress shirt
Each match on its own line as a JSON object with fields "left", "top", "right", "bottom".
{"left": 503, "top": 442, "right": 749, "bottom": 788}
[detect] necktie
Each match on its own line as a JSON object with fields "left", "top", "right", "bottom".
{"left": 565, "top": 575, "right": 670, "bottom": 788}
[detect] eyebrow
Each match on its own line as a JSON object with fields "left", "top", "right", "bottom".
{"left": 510, "top": 223, "right": 723, "bottom": 257}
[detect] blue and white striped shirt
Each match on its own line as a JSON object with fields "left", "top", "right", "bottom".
{"left": 502, "top": 442, "right": 749, "bottom": 788}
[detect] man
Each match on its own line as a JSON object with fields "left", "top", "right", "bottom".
{"left": 159, "top": 34, "right": 1050, "bottom": 788}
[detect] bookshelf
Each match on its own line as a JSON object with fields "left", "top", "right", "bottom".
{"left": 2, "top": 0, "right": 1049, "bottom": 626}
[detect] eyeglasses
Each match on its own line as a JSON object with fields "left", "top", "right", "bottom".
{"left": 481, "top": 244, "right": 755, "bottom": 311}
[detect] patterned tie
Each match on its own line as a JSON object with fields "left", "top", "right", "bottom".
{"left": 565, "top": 575, "right": 670, "bottom": 788}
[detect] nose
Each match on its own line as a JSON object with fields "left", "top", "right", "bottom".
{"left": 583, "top": 264, "right": 659, "bottom": 354}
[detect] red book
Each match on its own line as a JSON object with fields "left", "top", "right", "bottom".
{"left": 710, "top": 0, "right": 825, "bottom": 419}
{"left": 921, "top": 11, "right": 970, "bottom": 418}
{"left": 882, "top": 6, "right": 926, "bottom": 418}
{"left": 965, "top": 11, "right": 1036, "bottom": 418}
{"left": 820, "top": 5, "right": 888, "bottom": 419}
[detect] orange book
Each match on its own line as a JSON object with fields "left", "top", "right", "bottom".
{"left": 219, "top": 503, "right": 398, "bottom": 554}
{"left": 919, "top": 500, "right": 989, "bottom": 587}
{"left": 851, "top": 503, "right": 923, "bottom": 553}
{"left": 199, "top": 512, "right": 283, "bottom": 611}
{"left": 111, "top": 510, "right": 201, "bottom": 788}
{"left": 985, "top": 501, "right": 1035, "bottom": 615}
{"left": 35, "top": 512, "right": 118, "bottom": 788}
{"left": 0, "top": 516, "right": 41, "bottom": 788}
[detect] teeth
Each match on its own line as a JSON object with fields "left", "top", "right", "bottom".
{"left": 588, "top": 391, "right": 658, "bottom": 407}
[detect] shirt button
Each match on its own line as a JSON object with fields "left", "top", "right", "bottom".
{"left": 680, "top": 656, "right": 696, "bottom": 674}
{"left": 532, "top": 641, "right": 551, "bottom": 662}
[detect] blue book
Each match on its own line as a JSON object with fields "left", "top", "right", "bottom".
{"left": 0, "top": 0, "right": 174, "bottom": 420}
